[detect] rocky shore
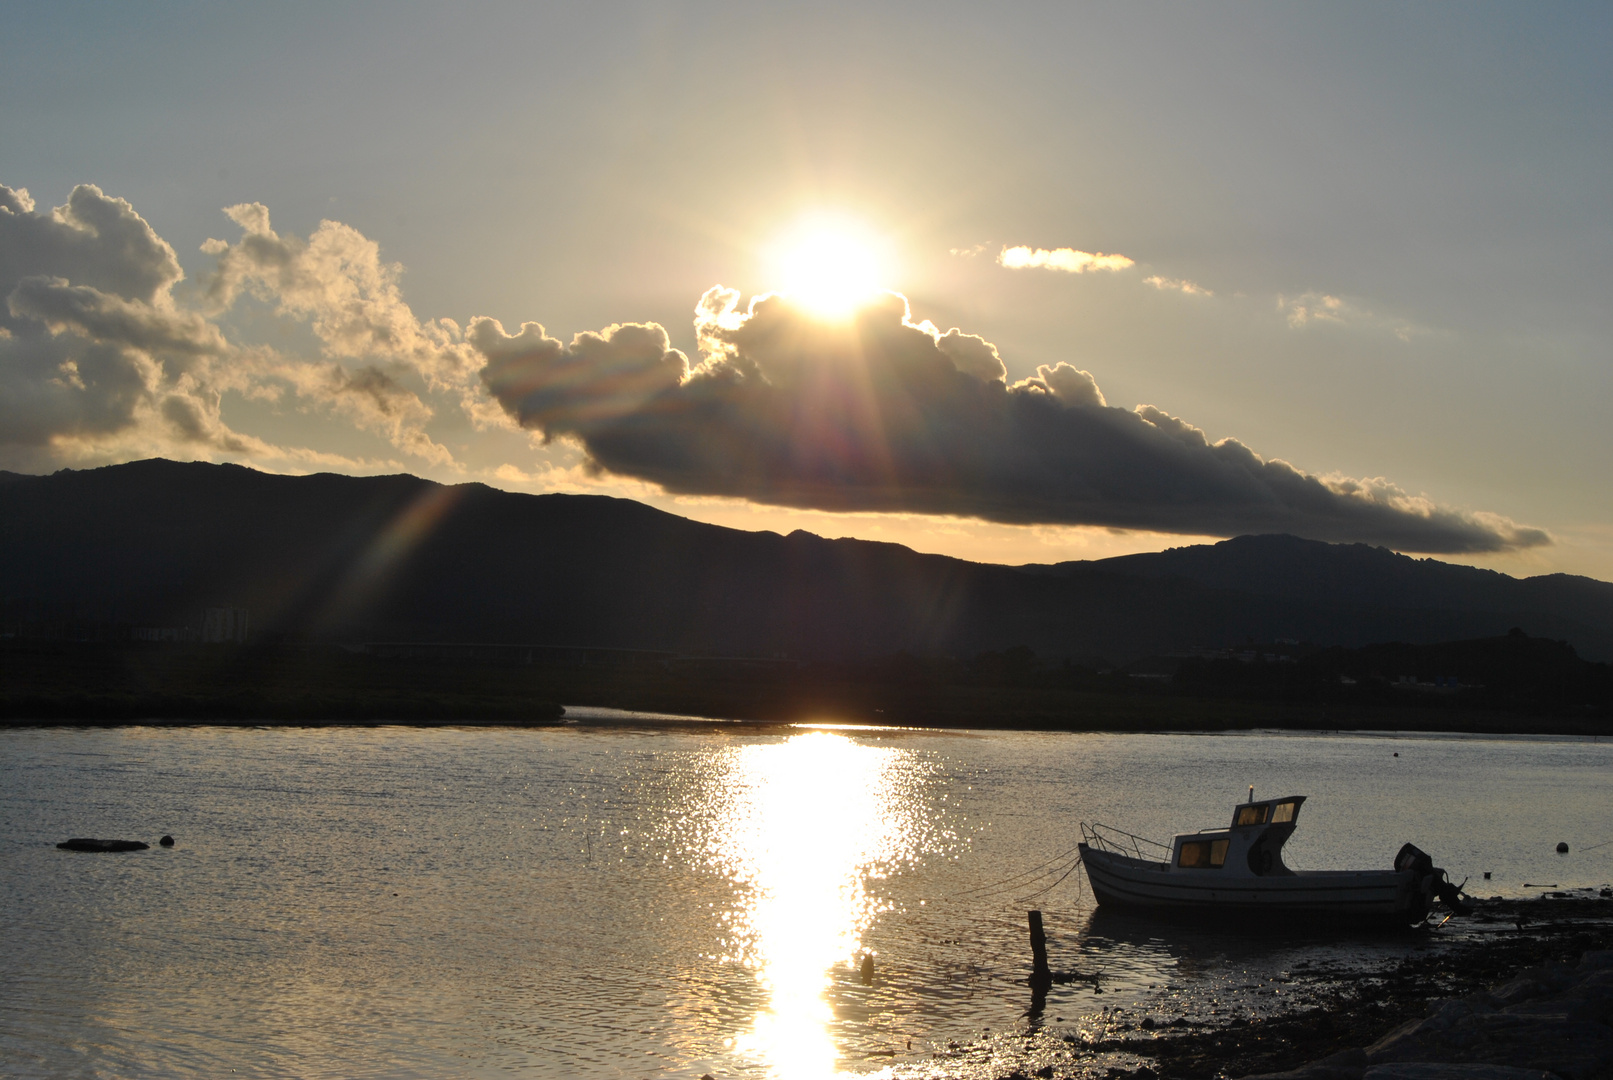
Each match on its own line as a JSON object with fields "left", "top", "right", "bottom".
{"left": 939, "top": 898, "right": 1613, "bottom": 1080}
{"left": 1067, "top": 899, "right": 1613, "bottom": 1080}
{"left": 1241, "top": 948, "right": 1613, "bottom": 1080}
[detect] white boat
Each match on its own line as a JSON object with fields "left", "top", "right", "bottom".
{"left": 1077, "top": 793, "right": 1469, "bottom": 925}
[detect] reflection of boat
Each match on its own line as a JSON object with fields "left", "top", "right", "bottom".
{"left": 1078, "top": 793, "right": 1469, "bottom": 925}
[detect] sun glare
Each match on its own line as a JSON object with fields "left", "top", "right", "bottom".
{"left": 702, "top": 731, "right": 925, "bottom": 1078}
{"left": 768, "top": 216, "right": 892, "bottom": 319}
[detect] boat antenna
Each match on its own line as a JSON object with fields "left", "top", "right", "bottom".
{"left": 1248, "top": 785, "right": 1255, "bottom": 803}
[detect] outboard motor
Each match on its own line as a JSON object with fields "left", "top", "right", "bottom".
{"left": 1395, "top": 842, "right": 1472, "bottom": 918}
{"left": 1394, "top": 842, "right": 1434, "bottom": 876}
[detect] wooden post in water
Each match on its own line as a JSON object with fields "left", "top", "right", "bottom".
{"left": 1027, "top": 910, "right": 1052, "bottom": 990}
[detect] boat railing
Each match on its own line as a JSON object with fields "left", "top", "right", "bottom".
{"left": 1081, "top": 821, "right": 1172, "bottom": 863}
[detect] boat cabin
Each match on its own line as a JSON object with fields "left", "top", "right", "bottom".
{"left": 1168, "top": 796, "right": 1306, "bottom": 877}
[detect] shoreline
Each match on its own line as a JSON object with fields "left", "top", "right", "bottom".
{"left": 3, "top": 712, "right": 1608, "bottom": 738}
{"left": 979, "top": 898, "right": 1613, "bottom": 1080}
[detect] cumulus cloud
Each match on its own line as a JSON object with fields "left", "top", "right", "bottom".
{"left": 0, "top": 182, "right": 477, "bottom": 468}
{"left": 0, "top": 182, "right": 262, "bottom": 457}
{"left": 998, "top": 245, "right": 1135, "bottom": 274}
{"left": 471, "top": 287, "right": 1546, "bottom": 554}
{"left": 201, "top": 202, "right": 478, "bottom": 393}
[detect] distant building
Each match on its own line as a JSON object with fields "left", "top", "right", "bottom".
{"left": 201, "top": 607, "right": 249, "bottom": 644}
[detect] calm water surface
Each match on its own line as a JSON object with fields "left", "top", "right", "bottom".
{"left": 2, "top": 721, "right": 1609, "bottom": 1079}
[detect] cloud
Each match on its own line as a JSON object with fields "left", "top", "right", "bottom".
{"left": 261, "top": 357, "right": 455, "bottom": 466}
{"left": 1279, "top": 290, "right": 1423, "bottom": 342}
{"left": 0, "top": 183, "right": 257, "bottom": 456}
{"left": 0, "top": 183, "right": 1542, "bottom": 556}
{"left": 471, "top": 287, "right": 1546, "bottom": 554}
{"left": 0, "top": 182, "right": 472, "bottom": 469}
{"left": 1144, "top": 274, "right": 1213, "bottom": 297}
{"left": 201, "top": 203, "right": 478, "bottom": 393}
{"left": 998, "top": 245, "right": 1135, "bottom": 274}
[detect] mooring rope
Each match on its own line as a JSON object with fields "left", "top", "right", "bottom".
{"left": 948, "top": 842, "right": 1086, "bottom": 900}
{"left": 1011, "top": 853, "right": 1084, "bottom": 903}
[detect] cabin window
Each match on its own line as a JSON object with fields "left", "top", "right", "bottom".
{"left": 1236, "top": 805, "right": 1268, "bottom": 826}
{"left": 1271, "top": 801, "right": 1297, "bottom": 824}
{"left": 1178, "top": 840, "right": 1228, "bottom": 868}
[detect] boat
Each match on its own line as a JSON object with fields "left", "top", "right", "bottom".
{"left": 1077, "top": 792, "right": 1470, "bottom": 925}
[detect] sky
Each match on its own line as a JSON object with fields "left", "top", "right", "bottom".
{"left": 3, "top": 2, "right": 1610, "bottom": 577}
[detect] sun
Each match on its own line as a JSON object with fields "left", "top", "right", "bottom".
{"left": 766, "top": 215, "right": 892, "bottom": 319}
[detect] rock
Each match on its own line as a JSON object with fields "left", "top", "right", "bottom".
{"left": 1491, "top": 979, "right": 1547, "bottom": 1007}
{"left": 1500, "top": 998, "right": 1603, "bottom": 1024}
{"left": 1242, "top": 1049, "right": 1368, "bottom": 1080}
{"left": 1575, "top": 970, "right": 1613, "bottom": 994}
{"left": 1425, "top": 999, "right": 1496, "bottom": 1031}
{"left": 1365, "top": 1065, "right": 1561, "bottom": 1080}
{"left": 1477, "top": 1015, "right": 1613, "bottom": 1079}
{"left": 1367, "top": 1018, "right": 1436, "bottom": 1062}
{"left": 1520, "top": 965, "right": 1581, "bottom": 993}
{"left": 56, "top": 838, "right": 149, "bottom": 852}
{"left": 1581, "top": 952, "right": 1613, "bottom": 973}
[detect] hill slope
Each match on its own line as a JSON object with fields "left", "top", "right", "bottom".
{"left": 2, "top": 460, "right": 1610, "bottom": 660}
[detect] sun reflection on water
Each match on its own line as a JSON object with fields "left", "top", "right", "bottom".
{"left": 703, "top": 731, "right": 929, "bottom": 1079}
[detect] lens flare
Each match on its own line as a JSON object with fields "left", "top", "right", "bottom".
{"left": 767, "top": 216, "right": 892, "bottom": 319}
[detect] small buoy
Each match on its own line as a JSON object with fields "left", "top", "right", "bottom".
{"left": 1483, "top": 871, "right": 1492, "bottom": 879}
{"left": 1557, "top": 842, "right": 1570, "bottom": 853}
{"left": 1393, "top": 752, "right": 1399, "bottom": 757}
{"left": 159, "top": 835, "right": 175, "bottom": 847}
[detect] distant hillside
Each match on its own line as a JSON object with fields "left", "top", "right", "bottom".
{"left": 2, "top": 459, "right": 1611, "bottom": 661}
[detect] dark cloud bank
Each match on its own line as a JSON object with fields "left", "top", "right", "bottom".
{"left": 1, "top": 181, "right": 1547, "bottom": 554}
{"left": 473, "top": 289, "right": 1546, "bottom": 554}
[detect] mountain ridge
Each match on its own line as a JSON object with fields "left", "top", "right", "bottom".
{"left": 2, "top": 459, "right": 1610, "bottom": 661}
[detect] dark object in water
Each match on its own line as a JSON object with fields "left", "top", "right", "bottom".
{"left": 57, "top": 838, "right": 149, "bottom": 852}
{"left": 1557, "top": 841, "right": 1570, "bottom": 853}
{"left": 159, "top": 835, "right": 175, "bottom": 847}
{"left": 1027, "top": 910, "right": 1052, "bottom": 990}
{"left": 859, "top": 953, "right": 874, "bottom": 985}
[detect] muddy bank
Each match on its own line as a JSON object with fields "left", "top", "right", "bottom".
{"left": 921, "top": 898, "right": 1613, "bottom": 1080}
{"left": 1075, "top": 899, "right": 1612, "bottom": 1080}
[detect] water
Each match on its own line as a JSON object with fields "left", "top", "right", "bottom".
{"left": 2, "top": 722, "right": 1609, "bottom": 1079}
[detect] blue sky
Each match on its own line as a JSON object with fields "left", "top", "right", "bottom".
{"left": 3, "top": 3, "right": 1610, "bottom": 575}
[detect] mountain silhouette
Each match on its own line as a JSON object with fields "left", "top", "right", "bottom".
{"left": 2, "top": 459, "right": 1610, "bottom": 661}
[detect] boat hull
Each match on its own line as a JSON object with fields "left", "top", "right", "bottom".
{"left": 1078, "top": 844, "right": 1426, "bottom": 924}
